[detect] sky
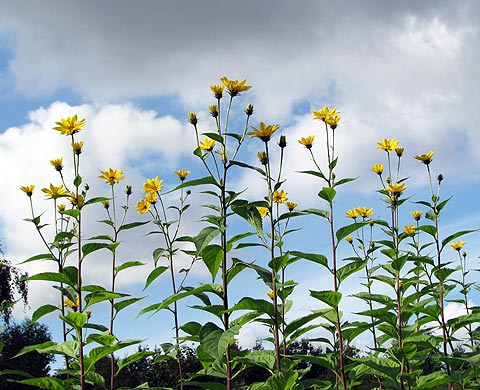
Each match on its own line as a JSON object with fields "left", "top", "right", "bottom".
{"left": 1, "top": 0, "right": 480, "bottom": 359}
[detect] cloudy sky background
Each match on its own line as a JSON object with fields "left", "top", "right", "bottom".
{"left": 1, "top": 0, "right": 480, "bottom": 354}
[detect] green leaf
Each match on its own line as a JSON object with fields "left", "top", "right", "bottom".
{"left": 201, "top": 244, "right": 223, "bottom": 280}
{"left": 18, "top": 377, "right": 72, "bottom": 390}
{"left": 82, "top": 242, "right": 111, "bottom": 257}
{"left": 171, "top": 176, "right": 220, "bottom": 192}
{"left": 21, "top": 253, "right": 56, "bottom": 264}
{"left": 335, "top": 222, "right": 368, "bottom": 244}
{"left": 31, "top": 304, "right": 58, "bottom": 322}
{"left": 193, "top": 226, "right": 222, "bottom": 255}
{"left": 298, "top": 169, "right": 327, "bottom": 181}
{"left": 116, "top": 350, "right": 157, "bottom": 375}
{"left": 144, "top": 266, "right": 168, "bottom": 290}
{"left": 25, "top": 269, "right": 76, "bottom": 288}
{"left": 337, "top": 259, "right": 366, "bottom": 284}
{"left": 203, "top": 132, "right": 225, "bottom": 144}
{"left": 418, "top": 224, "right": 437, "bottom": 237}
{"left": 302, "top": 208, "right": 329, "bottom": 219}
{"left": 61, "top": 312, "right": 88, "bottom": 330}
{"left": 199, "top": 322, "right": 241, "bottom": 362}
{"left": 441, "top": 229, "right": 478, "bottom": 251}
{"left": 118, "top": 221, "right": 149, "bottom": 232}
{"left": 290, "top": 251, "right": 329, "bottom": 268}
{"left": 268, "top": 252, "right": 289, "bottom": 273}
{"left": 334, "top": 177, "right": 357, "bottom": 187}
{"left": 229, "top": 160, "right": 266, "bottom": 176}
{"left": 61, "top": 209, "right": 80, "bottom": 219}
{"left": 84, "top": 196, "right": 110, "bottom": 206}
{"left": 318, "top": 187, "right": 336, "bottom": 203}
{"left": 114, "top": 297, "right": 145, "bottom": 313}
{"left": 115, "top": 261, "right": 145, "bottom": 274}
{"left": 231, "top": 297, "right": 274, "bottom": 317}
{"left": 73, "top": 175, "right": 82, "bottom": 187}
{"left": 310, "top": 290, "right": 342, "bottom": 308}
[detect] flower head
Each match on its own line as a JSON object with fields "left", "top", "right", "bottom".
{"left": 346, "top": 236, "right": 353, "bottom": 244}
{"left": 20, "top": 185, "right": 35, "bottom": 197}
{"left": 404, "top": 225, "right": 416, "bottom": 235}
{"left": 41, "top": 184, "right": 68, "bottom": 198}
{"left": 50, "top": 158, "right": 63, "bottom": 171}
{"left": 415, "top": 150, "right": 435, "bottom": 165}
{"left": 371, "top": 163, "right": 384, "bottom": 175}
{"left": 199, "top": 138, "right": 216, "bottom": 151}
{"left": 387, "top": 182, "right": 407, "bottom": 195}
{"left": 395, "top": 147, "right": 404, "bottom": 157}
{"left": 312, "top": 106, "right": 339, "bottom": 122}
{"left": 69, "top": 193, "right": 85, "bottom": 209}
{"left": 257, "top": 151, "right": 268, "bottom": 165}
{"left": 72, "top": 141, "right": 84, "bottom": 155}
{"left": 220, "top": 76, "right": 251, "bottom": 97}
{"left": 145, "top": 191, "right": 157, "bottom": 204}
{"left": 248, "top": 122, "right": 280, "bottom": 142}
{"left": 298, "top": 135, "right": 315, "bottom": 149}
{"left": 64, "top": 296, "right": 79, "bottom": 311}
{"left": 57, "top": 204, "right": 66, "bottom": 212}
{"left": 286, "top": 201, "right": 297, "bottom": 211}
{"left": 346, "top": 208, "right": 360, "bottom": 219}
{"left": 245, "top": 103, "right": 254, "bottom": 116}
{"left": 273, "top": 190, "right": 288, "bottom": 203}
{"left": 267, "top": 291, "right": 275, "bottom": 300}
{"left": 377, "top": 138, "right": 400, "bottom": 153}
{"left": 53, "top": 114, "right": 86, "bottom": 136}
{"left": 210, "top": 84, "right": 224, "bottom": 99}
{"left": 209, "top": 105, "right": 219, "bottom": 118}
{"left": 175, "top": 169, "right": 190, "bottom": 181}
{"left": 411, "top": 211, "right": 423, "bottom": 221}
{"left": 356, "top": 207, "right": 373, "bottom": 218}
{"left": 136, "top": 198, "right": 151, "bottom": 214}
{"left": 258, "top": 207, "right": 269, "bottom": 218}
{"left": 325, "top": 113, "right": 341, "bottom": 129}
{"left": 450, "top": 241, "right": 465, "bottom": 251}
{"left": 102, "top": 200, "right": 110, "bottom": 209}
{"left": 98, "top": 168, "right": 125, "bottom": 185}
{"left": 188, "top": 112, "right": 197, "bottom": 125}
{"left": 142, "top": 176, "right": 163, "bottom": 193}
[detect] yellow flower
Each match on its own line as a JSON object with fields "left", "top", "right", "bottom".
{"left": 71, "top": 141, "right": 84, "bottom": 155}
{"left": 20, "top": 185, "right": 35, "bottom": 197}
{"left": 346, "top": 208, "right": 360, "bottom": 219}
{"left": 65, "top": 296, "right": 80, "bottom": 310}
{"left": 136, "top": 198, "right": 151, "bottom": 214}
{"left": 450, "top": 241, "right": 465, "bottom": 251}
{"left": 145, "top": 191, "right": 158, "bottom": 204}
{"left": 175, "top": 169, "right": 190, "bottom": 181}
{"left": 220, "top": 76, "right": 251, "bottom": 97}
{"left": 69, "top": 193, "right": 85, "bottom": 209}
{"left": 188, "top": 112, "right": 197, "bottom": 125}
{"left": 356, "top": 207, "right": 373, "bottom": 218}
{"left": 142, "top": 176, "right": 163, "bottom": 193}
{"left": 273, "top": 190, "right": 288, "bottom": 203}
{"left": 53, "top": 114, "right": 86, "bottom": 136}
{"left": 411, "top": 211, "right": 423, "bottom": 221}
{"left": 258, "top": 207, "right": 269, "bottom": 218}
{"left": 371, "top": 164, "right": 384, "bottom": 175}
{"left": 377, "top": 138, "right": 400, "bottom": 153}
{"left": 199, "top": 138, "right": 216, "bottom": 151}
{"left": 312, "top": 106, "right": 339, "bottom": 122}
{"left": 346, "top": 236, "right": 353, "bottom": 244}
{"left": 57, "top": 204, "right": 66, "bottom": 212}
{"left": 286, "top": 201, "right": 297, "bottom": 211}
{"left": 257, "top": 151, "right": 268, "bottom": 165}
{"left": 387, "top": 182, "right": 407, "bottom": 195}
{"left": 210, "top": 84, "right": 224, "bottom": 99}
{"left": 50, "top": 158, "right": 63, "bottom": 171}
{"left": 98, "top": 168, "right": 125, "bottom": 185}
{"left": 41, "top": 184, "right": 68, "bottom": 198}
{"left": 102, "top": 200, "right": 110, "bottom": 209}
{"left": 325, "top": 114, "right": 341, "bottom": 129}
{"left": 209, "top": 105, "right": 219, "bottom": 118}
{"left": 86, "top": 310, "right": 92, "bottom": 318}
{"left": 395, "top": 147, "right": 404, "bottom": 157}
{"left": 248, "top": 122, "right": 280, "bottom": 142}
{"left": 298, "top": 135, "right": 315, "bottom": 149}
{"left": 404, "top": 225, "right": 416, "bottom": 235}
{"left": 414, "top": 150, "right": 435, "bottom": 165}
{"left": 267, "top": 291, "right": 275, "bottom": 300}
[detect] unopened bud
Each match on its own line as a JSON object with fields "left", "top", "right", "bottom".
{"left": 278, "top": 135, "right": 287, "bottom": 148}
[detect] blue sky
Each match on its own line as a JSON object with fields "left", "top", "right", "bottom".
{"left": 1, "top": 0, "right": 480, "bottom": 355}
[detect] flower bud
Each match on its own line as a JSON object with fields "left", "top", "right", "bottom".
{"left": 278, "top": 135, "right": 287, "bottom": 148}
{"left": 125, "top": 185, "right": 132, "bottom": 195}
{"left": 188, "top": 112, "right": 197, "bottom": 125}
{"left": 245, "top": 103, "right": 254, "bottom": 116}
